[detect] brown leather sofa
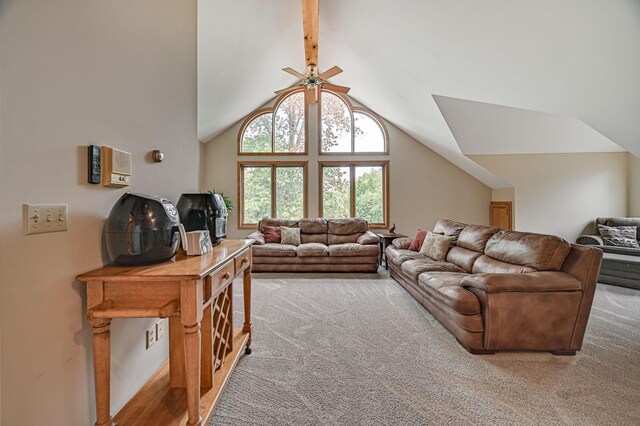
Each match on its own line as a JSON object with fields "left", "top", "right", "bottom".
{"left": 247, "top": 217, "right": 380, "bottom": 272}
{"left": 387, "top": 219, "right": 603, "bottom": 355}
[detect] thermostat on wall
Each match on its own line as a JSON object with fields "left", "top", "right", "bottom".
{"left": 101, "top": 146, "right": 132, "bottom": 187}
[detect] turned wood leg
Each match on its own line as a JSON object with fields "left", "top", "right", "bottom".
{"left": 92, "top": 321, "right": 114, "bottom": 426}
{"left": 242, "top": 267, "right": 253, "bottom": 349}
{"left": 183, "top": 323, "right": 202, "bottom": 425}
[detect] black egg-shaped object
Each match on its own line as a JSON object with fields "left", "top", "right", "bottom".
{"left": 105, "top": 193, "right": 180, "bottom": 265}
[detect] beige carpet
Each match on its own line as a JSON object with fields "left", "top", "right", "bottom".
{"left": 211, "top": 270, "right": 640, "bottom": 425}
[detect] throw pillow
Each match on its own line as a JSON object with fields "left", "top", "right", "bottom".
{"left": 408, "top": 229, "right": 427, "bottom": 251}
{"left": 280, "top": 226, "right": 301, "bottom": 245}
{"left": 598, "top": 225, "right": 640, "bottom": 248}
{"left": 419, "top": 231, "right": 454, "bottom": 261}
{"left": 263, "top": 226, "right": 281, "bottom": 244}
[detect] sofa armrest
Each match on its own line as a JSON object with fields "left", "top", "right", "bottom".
{"left": 246, "top": 231, "right": 265, "bottom": 245}
{"left": 461, "top": 272, "right": 582, "bottom": 293}
{"left": 576, "top": 235, "right": 604, "bottom": 246}
{"left": 357, "top": 231, "right": 380, "bottom": 245}
{"left": 392, "top": 237, "right": 412, "bottom": 249}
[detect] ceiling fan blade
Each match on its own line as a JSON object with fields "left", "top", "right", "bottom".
{"left": 302, "top": 0, "right": 319, "bottom": 68}
{"left": 282, "top": 67, "right": 307, "bottom": 79}
{"left": 318, "top": 66, "right": 342, "bottom": 80}
{"left": 275, "top": 85, "right": 301, "bottom": 95}
{"left": 323, "top": 83, "right": 351, "bottom": 94}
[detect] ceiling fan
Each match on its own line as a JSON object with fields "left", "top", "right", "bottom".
{"left": 275, "top": 0, "right": 350, "bottom": 104}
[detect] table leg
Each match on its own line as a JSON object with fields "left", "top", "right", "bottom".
{"left": 92, "top": 321, "right": 114, "bottom": 426}
{"left": 379, "top": 241, "right": 384, "bottom": 266}
{"left": 242, "top": 267, "right": 253, "bottom": 350}
{"left": 183, "top": 323, "right": 202, "bottom": 425}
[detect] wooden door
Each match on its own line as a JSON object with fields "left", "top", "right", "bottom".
{"left": 490, "top": 201, "right": 512, "bottom": 230}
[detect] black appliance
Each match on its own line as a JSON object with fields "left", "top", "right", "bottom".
{"left": 177, "top": 193, "right": 227, "bottom": 245}
{"left": 105, "top": 193, "right": 180, "bottom": 265}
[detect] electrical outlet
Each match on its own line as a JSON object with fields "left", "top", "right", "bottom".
{"left": 156, "top": 319, "right": 166, "bottom": 341}
{"left": 146, "top": 325, "right": 156, "bottom": 349}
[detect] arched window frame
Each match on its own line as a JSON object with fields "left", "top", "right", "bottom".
{"left": 317, "top": 89, "right": 389, "bottom": 155}
{"left": 237, "top": 89, "right": 309, "bottom": 155}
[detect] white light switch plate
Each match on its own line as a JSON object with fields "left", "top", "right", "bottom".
{"left": 23, "top": 204, "right": 68, "bottom": 235}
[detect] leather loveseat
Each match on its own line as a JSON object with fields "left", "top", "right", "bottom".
{"left": 388, "top": 219, "right": 603, "bottom": 355}
{"left": 247, "top": 217, "right": 380, "bottom": 273}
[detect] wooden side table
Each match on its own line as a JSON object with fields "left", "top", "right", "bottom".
{"left": 76, "top": 239, "right": 254, "bottom": 426}
{"left": 375, "top": 232, "right": 407, "bottom": 270}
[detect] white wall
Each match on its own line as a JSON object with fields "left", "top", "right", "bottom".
{"left": 0, "top": 1, "right": 197, "bottom": 424}
{"left": 203, "top": 104, "right": 491, "bottom": 238}
{"left": 629, "top": 154, "right": 640, "bottom": 217}
{"left": 471, "top": 153, "right": 628, "bottom": 241}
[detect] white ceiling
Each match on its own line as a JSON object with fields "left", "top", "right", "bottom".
{"left": 198, "top": 0, "right": 640, "bottom": 186}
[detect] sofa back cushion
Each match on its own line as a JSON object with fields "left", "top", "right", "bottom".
{"left": 456, "top": 224, "right": 501, "bottom": 252}
{"left": 259, "top": 217, "right": 298, "bottom": 232}
{"left": 327, "top": 218, "right": 368, "bottom": 244}
{"left": 484, "top": 231, "right": 571, "bottom": 271}
{"left": 432, "top": 219, "right": 466, "bottom": 244}
{"left": 472, "top": 255, "right": 536, "bottom": 274}
{"left": 446, "top": 247, "right": 483, "bottom": 272}
{"left": 300, "top": 218, "right": 329, "bottom": 244}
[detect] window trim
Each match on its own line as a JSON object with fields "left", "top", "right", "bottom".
{"left": 317, "top": 90, "right": 389, "bottom": 156}
{"left": 237, "top": 160, "right": 309, "bottom": 229}
{"left": 237, "top": 89, "right": 309, "bottom": 156}
{"left": 318, "top": 160, "right": 390, "bottom": 228}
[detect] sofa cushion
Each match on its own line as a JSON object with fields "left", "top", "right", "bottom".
{"left": 401, "top": 259, "right": 465, "bottom": 280}
{"left": 484, "top": 231, "right": 571, "bottom": 271}
{"left": 259, "top": 217, "right": 299, "bottom": 232}
{"left": 432, "top": 219, "right": 466, "bottom": 244}
{"left": 419, "top": 231, "right": 454, "bottom": 261}
{"left": 456, "top": 224, "right": 500, "bottom": 252}
{"left": 299, "top": 218, "right": 328, "bottom": 234}
{"left": 446, "top": 246, "right": 482, "bottom": 272}
{"left": 472, "top": 255, "right": 536, "bottom": 274}
{"left": 296, "top": 243, "right": 329, "bottom": 257}
{"left": 328, "top": 218, "right": 368, "bottom": 235}
{"left": 329, "top": 243, "right": 379, "bottom": 257}
{"left": 301, "top": 233, "right": 329, "bottom": 245}
{"left": 385, "top": 247, "right": 424, "bottom": 266}
{"left": 328, "top": 233, "right": 363, "bottom": 244}
{"left": 417, "top": 272, "right": 480, "bottom": 315}
{"left": 597, "top": 224, "right": 640, "bottom": 248}
{"left": 263, "top": 226, "right": 281, "bottom": 243}
{"left": 252, "top": 243, "right": 297, "bottom": 257}
{"left": 408, "top": 229, "right": 427, "bottom": 251}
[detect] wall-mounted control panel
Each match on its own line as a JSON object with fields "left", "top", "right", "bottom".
{"left": 101, "top": 146, "right": 131, "bottom": 187}
{"left": 24, "top": 204, "right": 68, "bottom": 235}
{"left": 88, "top": 145, "right": 101, "bottom": 184}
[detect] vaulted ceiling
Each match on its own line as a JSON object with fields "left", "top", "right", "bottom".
{"left": 198, "top": 0, "right": 640, "bottom": 187}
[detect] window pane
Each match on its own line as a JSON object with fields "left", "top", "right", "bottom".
{"left": 276, "top": 167, "right": 304, "bottom": 220}
{"left": 321, "top": 92, "right": 352, "bottom": 152}
{"left": 322, "top": 166, "right": 351, "bottom": 218}
{"left": 242, "top": 167, "right": 272, "bottom": 224}
{"left": 241, "top": 113, "right": 272, "bottom": 152}
{"left": 355, "top": 166, "right": 384, "bottom": 223}
{"left": 274, "top": 92, "right": 305, "bottom": 152}
{"left": 354, "top": 112, "right": 385, "bottom": 152}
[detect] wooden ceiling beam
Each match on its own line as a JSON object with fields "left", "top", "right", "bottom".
{"left": 302, "top": 0, "right": 319, "bottom": 68}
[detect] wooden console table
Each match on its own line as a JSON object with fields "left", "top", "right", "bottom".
{"left": 76, "top": 239, "right": 254, "bottom": 426}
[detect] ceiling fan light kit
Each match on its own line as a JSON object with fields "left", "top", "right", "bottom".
{"left": 275, "top": 0, "right": 350, "bottom": 104}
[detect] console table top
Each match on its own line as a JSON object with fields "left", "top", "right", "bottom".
{"left": 76, "top": 238, "right": 253, "bottom": 282}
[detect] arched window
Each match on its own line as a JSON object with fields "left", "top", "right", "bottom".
{"left": 319, "top": 90, "right": 387, "bottom": 154}
{"left": 238, "top": 90, "right": 307, "bottom": 154}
